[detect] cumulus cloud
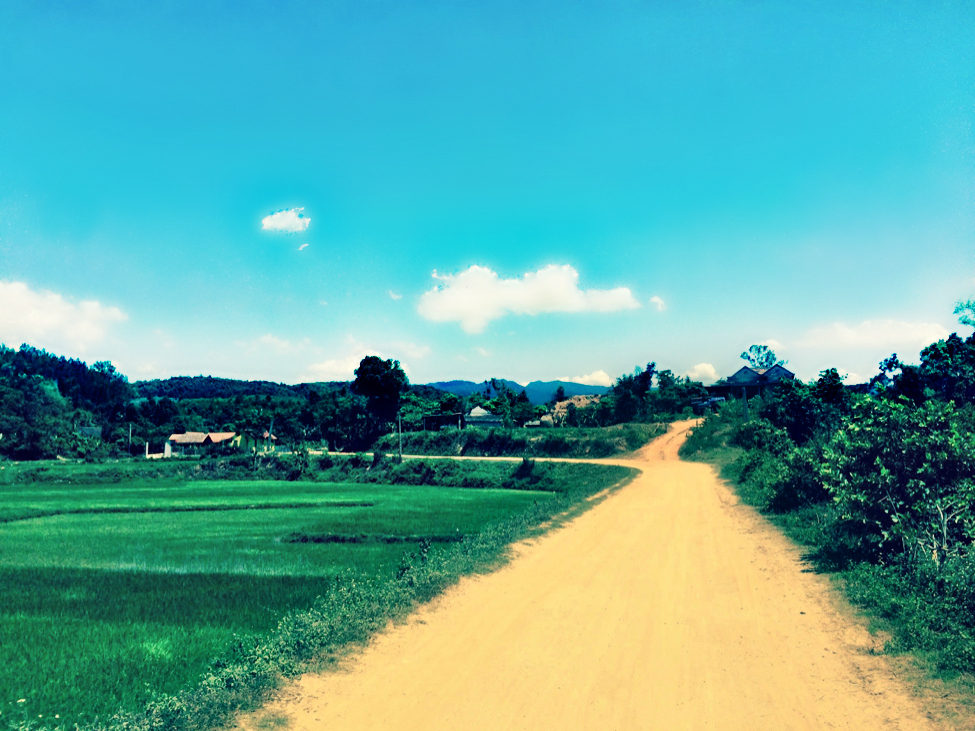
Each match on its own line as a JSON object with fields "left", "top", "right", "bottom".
{"left": 300, "top": 338, "right": 427, "bottom": 382}
{"left": 298, "top": 243, "right": 309, "bottom": 251}
{"left": 686, "top": 362, "right": 719, "bottom": 384}
{"left": 0, "top": 280, "right": 127, "bottom": 353}
{"left": 262, "top": 207, "right": 310, "bottom": 233}
{"left": 388, "top": 290, "right": 403, "bottom": 301}
{"left": 649, "top": 295, "right": 666, "bottom": 312}
{"left": 417, "top": 264, "right": 640, "bottom": 333}
{"left": 799, "top": 319, "right": 948, "bottom": 350}
{"left": 561, "top": 370, "right": 614, "bottom": 387}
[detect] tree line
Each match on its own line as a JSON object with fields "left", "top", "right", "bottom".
{"left": 0, "top": 345, "right": 710, "bottom": 461}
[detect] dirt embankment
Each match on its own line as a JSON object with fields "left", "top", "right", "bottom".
{"left": 237, "top": 421, "right": 951, "bottom": 730}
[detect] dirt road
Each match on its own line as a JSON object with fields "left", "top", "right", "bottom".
{"left": 237, "top": 421, "right": 944, "bottom": 730}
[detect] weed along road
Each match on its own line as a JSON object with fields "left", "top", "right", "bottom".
{"left": 237, "top": 421, "right": 941, "bottom": 730}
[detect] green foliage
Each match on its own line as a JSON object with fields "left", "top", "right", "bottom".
{"left": 820, "top": 399, "right": 975, "bottom": 564}
{"left": 759, "top": 370, "right": 851, "bottom": 446}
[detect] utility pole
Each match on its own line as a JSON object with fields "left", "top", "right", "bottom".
{"left": 398, "top": 413, "right": 403, "bottom": 461}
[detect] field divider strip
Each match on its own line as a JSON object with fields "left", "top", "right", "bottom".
{"left": 0, "top": 501, "right": 376, "bottom": 524}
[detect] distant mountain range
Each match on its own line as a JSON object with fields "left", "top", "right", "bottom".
{"left": 134, "top": 374, "right": 609, "bottom": 405}
{"left": 425, "top": 379, "right": 609, "bottom": 405}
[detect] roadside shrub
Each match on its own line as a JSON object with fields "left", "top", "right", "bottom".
{"left": 729, "top": 419, "right": 792, "bottom": 456}
{"left": 821, "top": 399, "right": 975, "bottom": 564}
{"left": 766, "top": 445, "right": 829, "bottom": 512}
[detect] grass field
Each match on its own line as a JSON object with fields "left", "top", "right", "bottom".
{"left": 0, "top": 457, "right": 633, "bottom": 729}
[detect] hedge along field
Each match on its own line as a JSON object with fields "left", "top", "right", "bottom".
{"left": 373, "top": 422, "right": 666, "bottom": 459}
{"left": 0, "top": 457, "right": 635, "bottom": 730}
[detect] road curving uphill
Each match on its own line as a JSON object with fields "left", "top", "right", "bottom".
{"left": 237, "top": 420, "right": 944, "bottom": 730}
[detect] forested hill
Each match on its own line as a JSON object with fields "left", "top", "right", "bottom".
{"left": 135, "top": 375, "right": 317, "bottom": 400}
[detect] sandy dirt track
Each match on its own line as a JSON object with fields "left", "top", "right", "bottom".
{"left": 237, "top": 421, "right": 945, "bottom": 730}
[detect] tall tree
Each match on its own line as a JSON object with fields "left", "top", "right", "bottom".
{"left": 740, "top": 344, "right": 786, "bottom": 370}
{"left": 352, "top": 356, "right": 409, "bottom": 424}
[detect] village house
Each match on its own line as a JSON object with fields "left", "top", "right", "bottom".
{"left": 706, "top": 364, "right": 795, "bottom": 407}
{"left": 165, "top": 431, "right": 246, "bottom": 457}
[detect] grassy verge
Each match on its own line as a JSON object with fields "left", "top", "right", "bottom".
{"left": 372, "top": 423, "right": 666, "bottom": 458}
{"left": 0, "top": 457, "right": 636, "bottom": 730}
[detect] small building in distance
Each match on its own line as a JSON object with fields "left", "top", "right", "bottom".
{"left": 166, "top": 431, "right": 243, "bottom": 456}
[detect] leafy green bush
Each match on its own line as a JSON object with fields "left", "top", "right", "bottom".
{"left": 821, "top": 399, "right": 975, "bottom": 564}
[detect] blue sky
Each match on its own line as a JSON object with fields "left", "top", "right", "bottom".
{"left": 1, "top": 1, "right": 972, "bottom": 386}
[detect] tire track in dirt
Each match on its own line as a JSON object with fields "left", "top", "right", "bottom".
{"left": 236, "top": 421, "right": 948, "bottom": 730}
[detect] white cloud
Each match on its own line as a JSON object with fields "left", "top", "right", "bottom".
{"left": 685, "top": 362, "right": 719, "bottom": 384}
{"left": 388, "top": 290, "right": 403, "bottom": 301}
{"left": 561, "top": 370, "right": 614, "bottom": 387}
{"left": 0, "top": 280, "right": 127, "bottom": 353}
{"left": 649, "top": 295, "right": 666, "bottom": 312}
{"left": 300, "top": 338, "right": 425, "bottom": 382}
{"left": 799, "top": 319, "right": 948, "bottom": 350}
{"left": 298, "top": 243, "right": 309, "bottom": 251}
{"left": 475, "top": 346, "right": 491, "bottom": 357}
{"left": 417, "top": 264, "right": 640, "bottom": 333}
{"left": 262, "top": 207, "right": 310, "bottom": 233}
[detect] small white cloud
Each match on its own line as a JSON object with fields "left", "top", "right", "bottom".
{"left": 649, "top": 295, "right": 666, "bottom": 312}
{"left": 0, "top": 280, "right": 127, "bottom": 354}
{"left": 298, "top": 243, "right": 309, "bottom": 251}
{"left": 262, "top": 207, "right": 311, "bottom": 233}
{"left": 561, "top": 370, "right": 613, "bottom": 387}
{"left": 417, "top": 264, "right": 640, "bottom": 333}
{"left": 760, "top": 338, "right": 784, "bottom": 351}
{"left": 388, "top": 290, "right": 403, "bottom": 301}
{"left": 799, "top": 320, "right": 948, "bottom": 349}
{"left": 319, "top": 300, "right": 328, "bottom": 307}
{"left": 475, "top": 346, "right": 491, "bottom": 357}
{"left": 686, "top": 362, "right": 719, "bottom": 384}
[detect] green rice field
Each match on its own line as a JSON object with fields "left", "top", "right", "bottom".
{"left": 0, "top": 458, "right": 631, "bottom": 728}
